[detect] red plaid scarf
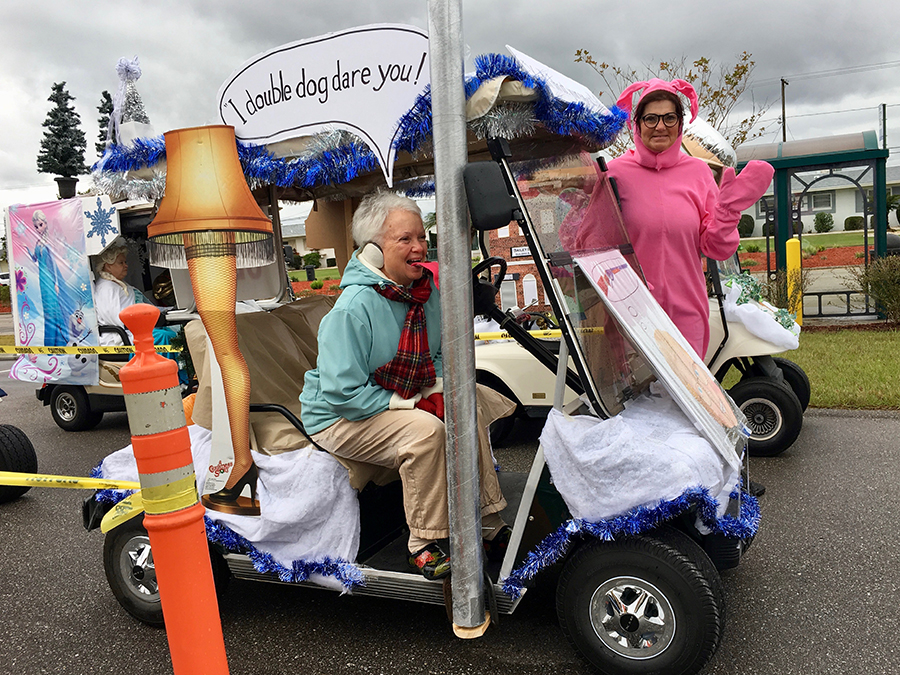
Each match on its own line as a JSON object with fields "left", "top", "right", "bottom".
{"left": 373, "top": 274, "right": 436, "bottom": 399}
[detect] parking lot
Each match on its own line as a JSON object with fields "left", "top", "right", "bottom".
{"left": 2, "top": 370, "right": 899, "bottom": 674}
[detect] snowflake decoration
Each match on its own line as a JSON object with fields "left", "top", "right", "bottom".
{"left": 85, "top": 197, "right": 118, "bottom": 247}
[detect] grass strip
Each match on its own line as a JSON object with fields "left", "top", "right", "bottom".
{"left": 774, "top": 327, "right": 899, "bottom": 410}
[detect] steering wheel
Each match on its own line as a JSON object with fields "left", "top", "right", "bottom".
{"left": 471, "top": 256, "right": 507, "bottom": 293}
{"left": 471, "top": 256, "right": 507, "bottom": 318}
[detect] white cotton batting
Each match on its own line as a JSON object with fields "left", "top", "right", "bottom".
{"left": 540, "top": 386, "right": 740, "bottom": 524}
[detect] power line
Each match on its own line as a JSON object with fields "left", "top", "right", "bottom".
{"left": 756, "top": 60, "right": 900, "bottom": 86}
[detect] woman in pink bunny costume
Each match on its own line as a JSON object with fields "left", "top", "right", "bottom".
{"left": 603, "top": 78, "right": 773, "bottom": 358}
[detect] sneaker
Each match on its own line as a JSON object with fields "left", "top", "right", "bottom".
{"left": 408, "top": 543, "right": 451, "bottom": 580}
{"left": 483, "top": 525, "right": 512, "bottom": 563}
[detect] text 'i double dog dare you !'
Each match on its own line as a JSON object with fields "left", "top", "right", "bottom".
{"left": 225, "top": 53, "right": 427, "bottom": 122}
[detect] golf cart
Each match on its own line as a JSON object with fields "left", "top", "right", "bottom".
{"left": 704, "top": 253, "right": 808, "bottom": 456}
{"left": 474, "top": 250, "right": 808, "bottom": 456}
{"left": 83, "top": 137, "right": 758, "bottom": 675}
{"left": 0, "top": 389, "right": 38, "bottom": 505}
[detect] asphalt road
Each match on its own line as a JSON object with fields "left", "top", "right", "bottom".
{"left": 1, "top": 373, "right": 899, "bottom": 675}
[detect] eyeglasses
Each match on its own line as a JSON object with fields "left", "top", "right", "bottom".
{"left": 639, "top": 113, "right": 680, "bottom": 128}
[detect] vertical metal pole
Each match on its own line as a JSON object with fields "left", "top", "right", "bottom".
{"left": 427, "top": 0, "right": 487, "bottom": 635}
{"left": 880, "top": 103, "right": 888, "bottom": 150}
{"left": 781, "top": 79, "right": 788, "bottom": 143}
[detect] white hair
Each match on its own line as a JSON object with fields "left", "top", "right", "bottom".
{"left": 94, "top": 242, "right": 130, "bottom": 294}
{"left": 351, "top": 191, "right": 422, "bottom": 247}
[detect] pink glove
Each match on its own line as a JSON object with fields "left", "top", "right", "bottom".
{"left": 716, "top": 160, "right": 774, "bottom": 214}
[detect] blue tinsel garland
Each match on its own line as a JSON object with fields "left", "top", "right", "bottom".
{"left": 91, "top": 463, "right": 365, "bottom": 591}
{"left": 501, "top": 485, "right": 760, "bottom": 599}
{"left": 91, "top": 52, "right": 627, "bottom": 199}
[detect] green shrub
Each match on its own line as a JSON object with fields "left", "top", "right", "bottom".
{"left": 0, "top": 284, "right": 9, "bottom": 305}
{"left": 741, "top": 258, "right": 759, "bottom": 267}
{"left": 844, "top": 216, "right": 864, "bottom": 231}
{"left": 744, "top": 243, "right": 760, "bottom": 253}
{"left": 849, "top": 255, "right": 900, "bottom": 323}
{"left": 738, "top": 214, "right": 756, "bottom": 238}
{"left": 302, "top": 250, "right": 322, "bottom": 268}
{"left": 814, "top": 212, "right": 834, "bottom": 233}
{"left": 309, "top": 280, "right": 324, "bottom": 290}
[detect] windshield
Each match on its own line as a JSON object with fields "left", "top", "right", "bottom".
{"left": 508, "top": 152, "right": 655, "bottom": 416}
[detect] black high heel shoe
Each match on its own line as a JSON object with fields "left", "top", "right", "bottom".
{"left": 201, "top": 462, "right": 261, "bottom": 516}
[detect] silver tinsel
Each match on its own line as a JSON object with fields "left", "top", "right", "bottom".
{"left": 468, "top": 102, "right": 538, "bottom": 140}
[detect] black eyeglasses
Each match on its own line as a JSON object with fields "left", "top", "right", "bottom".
{"left": 639, "top": 113, "right": 680, "bottom": 128}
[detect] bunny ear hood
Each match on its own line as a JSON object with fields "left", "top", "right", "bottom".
{"left": 616, "top": 78, "right": 700, "bottom": 170}
{"left": 615, "top": 78, "right": 700, "bottom": 131}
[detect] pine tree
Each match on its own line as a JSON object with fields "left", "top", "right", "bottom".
{"left": 96, "top": 90, "right": 113, "bottom": 157}
{"left": 36, "top": 82, "right": 88, "bottom": 177}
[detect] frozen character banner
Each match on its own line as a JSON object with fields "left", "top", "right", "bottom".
{"left": 6, "top": 198, "right": 100, "bottom": 385}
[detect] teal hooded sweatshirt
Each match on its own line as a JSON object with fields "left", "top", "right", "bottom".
{"left": 299, "top": 252, "right": 443, "bottom": 435}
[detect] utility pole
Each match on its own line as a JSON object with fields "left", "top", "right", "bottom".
{"left": 781, "top": 78, "right": 788, "bottom": 142}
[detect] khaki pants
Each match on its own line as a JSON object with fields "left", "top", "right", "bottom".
{"left": 311, "top": 389, "right": 509, "bottom": 541}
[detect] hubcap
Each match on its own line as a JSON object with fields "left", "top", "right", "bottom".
{"left": 589, "top": 576, "right": 675, "bottom": 659}
{"left": 118, "top": 534, "right": 159, "bottom": 601}
{"left": 740, "top": 397, "right": 782, "bottom": 441}
{"left": 56, "top": 393, "right": 77, "bottom": 422}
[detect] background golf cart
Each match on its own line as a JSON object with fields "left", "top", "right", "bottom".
{"left": 34, "top": 199, "right": 293, "bottom": 432}
{"left": 0, "top": 387, "right": 38, "bottom": 505}
{"left": 474, "top": 252, "right": 809, "bottom": 456}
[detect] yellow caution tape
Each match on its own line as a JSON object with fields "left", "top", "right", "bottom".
{"left": 0, "top": 471, "right": 141, "bottom": 491}
{"left": 140, "top": 473, "right": 199, "bottom": 515}
{"left": 473, "top": 327, "right": 604, "bottom": 341}
{"left": 0, "top": 345, "right": 180, "bottom": 355}
{"left": 100, "top": 492, "right": 145, "bottom": 533}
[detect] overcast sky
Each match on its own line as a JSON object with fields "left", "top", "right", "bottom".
{"left": 2, "top": 0, "right": 899, "bottom": 210}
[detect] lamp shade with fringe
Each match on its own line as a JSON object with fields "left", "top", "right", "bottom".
{"left": 147, "top": 125, "right": 274, "bottom": 269}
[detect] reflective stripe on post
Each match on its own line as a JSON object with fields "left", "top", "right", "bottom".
{"left": 119, "top": 304, "right": 229, "bottom": 675}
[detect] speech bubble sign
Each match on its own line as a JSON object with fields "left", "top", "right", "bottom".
{"left": 217, "top": 23, "right": 430, "bottom": 187}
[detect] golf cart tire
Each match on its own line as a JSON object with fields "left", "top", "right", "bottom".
{"left": 0, "top": 424, "right": 38, "bottom": 503}
{"left": 104, "top": 515, "right": 164, "bottom": 626}
{"left": 104, "top": 515, "right": 230, "bottom": 627}
{"left": 728, "top": 377, "right": 803, "bottom": 457}
{"left": 772, "top": 357, "right": 811, "bottom": 412}
{"left": 475, "top": 371, "right": 519, "bottom": 447}
{"left": 557, "top": 527, "right": 725, "bottom": 675}
{"left": 50, "top": 385, "right": 103, "bottom": 432}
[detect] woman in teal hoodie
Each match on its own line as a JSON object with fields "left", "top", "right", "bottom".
{"left": 300, "top": 191, "right": 510, "bottom": 580}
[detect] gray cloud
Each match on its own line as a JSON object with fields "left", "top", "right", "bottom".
{"left": 2, "top": 0, "right": 898, "bottom": 206}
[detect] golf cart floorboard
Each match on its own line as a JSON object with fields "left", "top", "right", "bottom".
{"left": 222, "top": 471, "right": 530, "bottom": 614}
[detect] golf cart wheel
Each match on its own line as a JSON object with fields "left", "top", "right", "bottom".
{"left": 104, "top": 515, "right": 164, "bottom": 626}
{"left": 772, "top": 357, "right": 811, "bottom": 412}
{"left": 104, "top": 515, "right": 231, "bottom": 627}
{"left": 728, "top": 377, "right": 803, "bottom": 457}
{"left": 50, "top": 385, "right": 103, "bottom": 432}
{"left": 0, "top": 424, "right": 39, "bottom": 503}
{"left": 557, "top": 527, "right": 725, "bottom": 675}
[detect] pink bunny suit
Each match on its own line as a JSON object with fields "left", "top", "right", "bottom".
{"left": 605, "top": 78, "right": 773, "bottom": 358}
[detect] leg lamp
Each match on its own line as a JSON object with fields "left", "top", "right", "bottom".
{"left": 147, "top": 125, "right": 274, "bottom": 516}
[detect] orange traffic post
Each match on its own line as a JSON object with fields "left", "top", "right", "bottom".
{"left": 119, "top": 303, "right": 229, "bottom": 675}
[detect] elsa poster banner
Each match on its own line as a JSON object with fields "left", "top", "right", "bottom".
{"left": 6, "top": 198, "right": 100, "bottom": 385}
